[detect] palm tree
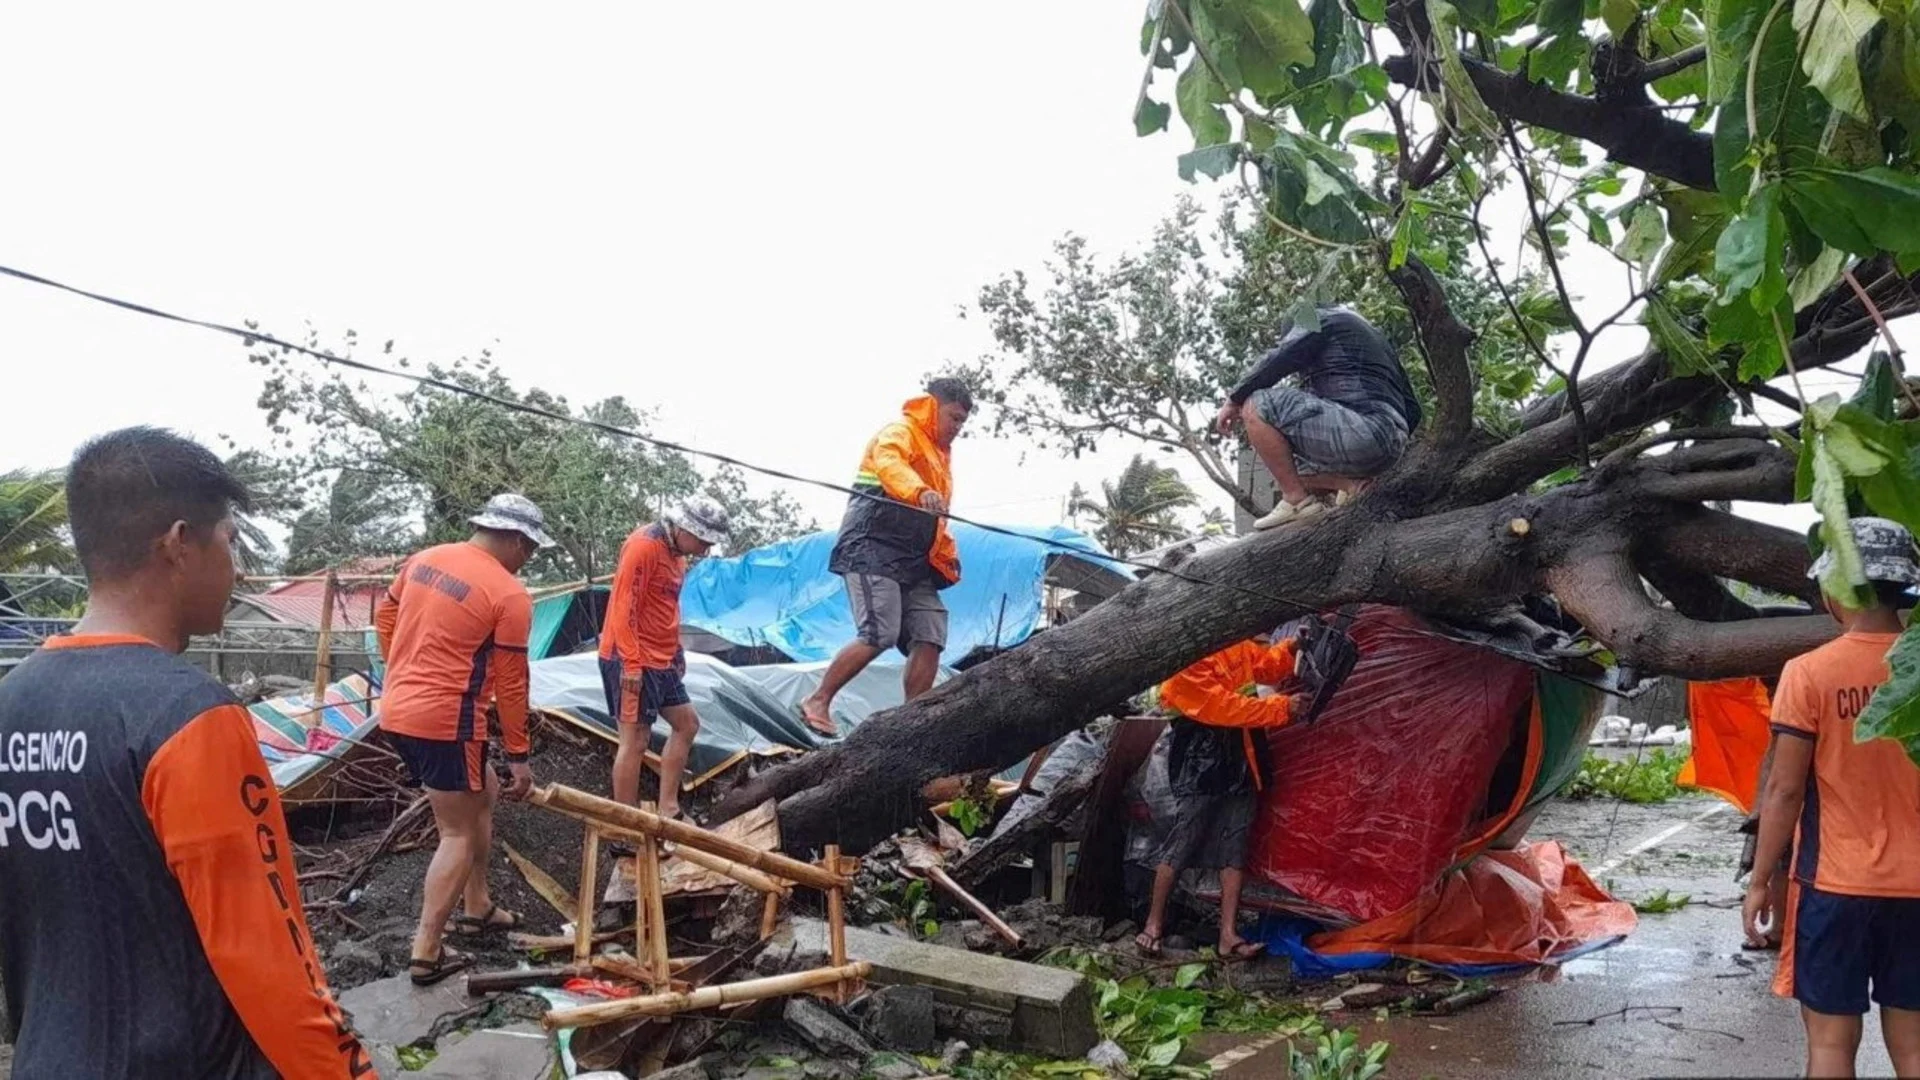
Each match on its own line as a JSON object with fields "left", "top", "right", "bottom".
{"left": 0, "top": 469, "right": 74, "bottom": 574}
{"left": 1069, "top": 455, "right": 1199, "bottom": 556}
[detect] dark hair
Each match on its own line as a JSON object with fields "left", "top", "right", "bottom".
{"left": 1871, "top": 579, "right": 1915, "bottom": 610}
{"left": 926, "top": 377, "right": 974, "bottom": 412}
{"left": 67, "top": 426, "right": 252, "bottom": 581}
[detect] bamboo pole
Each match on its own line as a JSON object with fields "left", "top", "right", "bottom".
{"left": 825, "top": 844, "right": 846, "bottom": 969}
{"left": 530, "top": 785, "right": 845, "bottom": 890}
{"left": 927, "top": 865, "right": 1023, "bottom": 947}
{"left": 541, "top": 963, "right": 871, "bottom": 1030}
{"left": 760, "top": 890, "right": 781, "bottom": 940}
{"left": 539, "top": 805, "right": 790, "bottom": 895}
{"left": 640, "top": 836, "right": 671, "bottom": 984}
{"left": 574, "top": 825, "right": 602, "bottom": 966}
{"left": 306, "top": 570, "right": 338, "bottom": 729}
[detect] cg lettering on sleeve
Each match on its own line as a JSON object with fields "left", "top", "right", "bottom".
{"left": 0, "top": 730, "right": 90, "bottom": 774}
{"left": 0, "top": 790, "right": 83, "bottom": 851}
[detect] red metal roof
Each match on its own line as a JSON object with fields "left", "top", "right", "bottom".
{"left": 238, "top": 558, "right": 404, "bottom": 630}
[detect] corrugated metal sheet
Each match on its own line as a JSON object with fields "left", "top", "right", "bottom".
{"left": 240, "top": 580, "right": 385, "bottom": 630}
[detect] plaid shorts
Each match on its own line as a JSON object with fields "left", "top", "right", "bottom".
{"left": 1249, "top": 386, "right": 1408, "bottom": 477}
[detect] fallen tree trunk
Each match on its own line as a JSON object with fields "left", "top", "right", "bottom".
{"left": 712, "top": 438, "right": 1834, "bottom": 852}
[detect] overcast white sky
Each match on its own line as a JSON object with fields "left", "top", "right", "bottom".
{"left": 1, "top": 2, "right": 1888, "bottom": 543}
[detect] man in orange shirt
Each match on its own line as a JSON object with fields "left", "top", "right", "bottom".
{"left": 800, "top": 378, "right": 971, "bottom": 736}
{"left": 0, "top": 427, "right": 369, "bottom": 1077}
{"left": 1746, "top": 517, "right": 1920, "bottom": 1078}
{"left": 376, "top": 493, "right": 549, "bottom": 985}
{"left": 1138, "top": 631, "right": 1304, "bottom": 958}
{"left": 599, "top": 498, "right": 730, "bottom": 821}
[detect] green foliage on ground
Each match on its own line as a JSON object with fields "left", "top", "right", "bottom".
{"left": 1287, "top": 1027, "right": 1390, "bottom": 1080}
{"left": 1562, "top": 748, "right": 1688, "bottom": 803}
{"left": 1632, "top": 888, "right": 1694, "bottom": 913}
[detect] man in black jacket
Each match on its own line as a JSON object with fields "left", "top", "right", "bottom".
{"left": 1215, "top": 306, "right": 1420, "bottom": 529}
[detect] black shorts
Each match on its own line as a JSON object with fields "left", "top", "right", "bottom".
{"left": 389, "top": 732, "right": 490, "bottom": 794}
{"left": 1788, "top": 885, "right": 1920, "bottom": 1015}
{"left": 599, "top": 653, "right": 692, "bottom": 726}
{"left": 1153, "top": 790, "right": 1257, "bottom": 871}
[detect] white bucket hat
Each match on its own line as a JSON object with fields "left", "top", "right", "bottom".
{"left": 469, "top": 493, "right": 557, "bottom": 548}
{"left": 665, "top": 496, "right": 731, "bottom": 546}
{"left": 1810, "top": 515, "right": 1920, "bottom": 584}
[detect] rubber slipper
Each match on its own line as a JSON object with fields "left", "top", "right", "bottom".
{"left": 446, "top": 904, "right": 521, "bottom": 937}
{"left": 1135, "top": 932, "right": 1163, "bottom": 957}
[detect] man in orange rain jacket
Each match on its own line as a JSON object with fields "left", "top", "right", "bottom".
{"left": 800, "top": 378, "right": 972, "bottom": 736}
{"left": 1138, "top": 634, "right": 1305, "bottom": 959}
{"left": 0, "top": 427, "right": 369, "bottom": 1078}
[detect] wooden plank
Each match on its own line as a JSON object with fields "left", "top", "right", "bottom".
{"left": 1066, "top": 717, "right": 1165, "bottom": 919}
{"left": 504, "top": 842, "right": 581, "bottom": 923}
{"left": 530, "top": 785, "right": 843, "bottom": 890}
{"left": 575, "top": 825, "right": 602, "bottom": 966}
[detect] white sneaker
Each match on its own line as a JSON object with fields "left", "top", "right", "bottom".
{"left": 1252, "top": 497, "right": 1329, "bottom": 530}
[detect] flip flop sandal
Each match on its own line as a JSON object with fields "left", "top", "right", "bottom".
{"left": 1135, "top": 932, "right": 1164, "bottom": 957}
{"left": 409, "top": 945, "right": 475, "bottom": 987}
{"left": 446, "top": 903, "right": 522, "bottom": 937}
{"left": 1224, "top": 940, "right": 1267, "bottom": 960}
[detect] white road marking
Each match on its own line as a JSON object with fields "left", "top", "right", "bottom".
{"left": 1206, "top": 1030, "right": 1291, "bottom": 1073}
{"left": 1592, "top": 802, "right": 1730, "bottom": 878}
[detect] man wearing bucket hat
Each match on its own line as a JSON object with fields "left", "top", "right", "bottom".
{"left": 375, "top": 492, "right": 553, "bottom": 985}
{"left": 1745, "top": 516, "right": 1920, "bottom": 1077}
{"left": 600, "top": 497, "right": 729, "bottom": 822}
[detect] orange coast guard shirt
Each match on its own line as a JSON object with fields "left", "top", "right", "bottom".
{"left": 599, "top": 523, "right": 686, "bottom": 673}
{"left": 376, "top": 541, "right": 533, "bottom": 759}
{"left": 1771, "top": 630, "right": 1920, "bottom": 897}
{"left": 0, "top": 635, "right": 371, "bottom": 1078}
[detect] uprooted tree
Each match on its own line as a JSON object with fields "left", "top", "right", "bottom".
{"left": 717, "top": 0, "right": 1920, "bottom": 850}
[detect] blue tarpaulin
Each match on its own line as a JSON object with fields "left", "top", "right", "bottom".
{"left": 679, "top": 522, "right": 1132, "bottom": 663}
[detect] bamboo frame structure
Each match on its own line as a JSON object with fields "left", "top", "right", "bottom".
{"left": 524, "top": 783, "right": 865, "bottom": 1030}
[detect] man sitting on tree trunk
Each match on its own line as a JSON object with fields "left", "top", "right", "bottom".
{"left": 800, "top": 378, "right": 972, "bottom": 736}
{"left": 1137, "top": 627, "right": 1305, "bottom": 959}
{"left": 1214, "top": 306, "right": 1422, "bottom": 530}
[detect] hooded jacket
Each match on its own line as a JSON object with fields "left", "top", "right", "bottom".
{"left": 1159, "top": 639, "right": 1297, "bottom": 796}
{"left": 828, "top": 395, "right": 961, "bottom": 588}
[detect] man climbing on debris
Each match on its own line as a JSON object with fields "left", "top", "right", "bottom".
{"left": 0, "top": 427, "right": 370, "bottom": 1077}
{"left": 600, "top": 497, "right": 730, "bottom": 821}
{"left": 376, "top": 492, "right": 550, "bottom": 986}
{"left": 800, "top": 377, "right": 972, "bottom": 736}
{"left": 1213, "top": 305, "right": 1420, "bottom": 530}
{"left": 1137, "top": 625, "right": 1305, "bottom": 959}
{"left": 1744, "top": 516, "right": 1920, "bottom": 1078}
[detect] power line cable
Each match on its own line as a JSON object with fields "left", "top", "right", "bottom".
{"left": 0, "top": 263, "right": 1327, "bottom": 615}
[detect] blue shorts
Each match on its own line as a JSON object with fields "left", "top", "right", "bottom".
{"left": 389, "top": 733, "right": 489, "bottom": 794}
{"left": 1788, "top": 885, "right": 1920, "bottom": 1015}
{"left": 599, "top": 653, "right": 691, "bottom": 726}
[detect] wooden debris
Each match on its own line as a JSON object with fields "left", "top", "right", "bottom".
{"left": 949, "top": 751, "right": 1102, "bottom": 890}
{"left": 510, "top": 929, "right": 625, "bottom": 952}
{"left": 541, "top": 963, "right": 872, "bottom": 1030}
{"left": 898, "top": 836, "right": 1022, "bottom": 947}
{"left": 529, "top": 784, "right": 842, "bottom": 890}
{"left": 465, "top": 964, "right": 586, "bottom": 995}
{"left": 504, "top": 842, "right": 579, "bottom": 923}
{"left": 575, "top": 826, "right": 603, "bottom": 966}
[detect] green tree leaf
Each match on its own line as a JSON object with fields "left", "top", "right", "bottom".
{"left": 1430, "top": 0, "right": 1502, "bottom": 134}
{"left": 1714, "top": 182, "right": 1788, "bottom": 311}
{"left": 1705, "top": 0, "right": 1769, "bottom": 103}
{"left": 1192, "top": 0, "right": 1316, "bottom": 100}
{"left": 1602, "top": 0, "right": 1641, "bottom": 38}
{"left": 1788, "top": 244, "right": 1848, "bottom": 310}
{"left": 1656, "top": 186, "right": 1732, "bottom": 283}
{"left": 1244, "top": 114, "right": 1278, "bottom": 149}
{"left": 1348, "top": 128, "right": 1400, "bottom": 153}
{"left": 1177, "top": 59, "right": 1235, "bottom": 147}
{"left": 1618, "top": 202, "right": 1667, "bottom": 275}
{"left": 1643, "top": 293, "right": 1715, "bottom": 374}
{"left": 1178, "top": 143, "right": 1241, "bottom": 181}
{"left": 1175, "top": 962, "right": 1209, "bottom": 988}
{"left": 1144, "top": 1038, "right": 1184, "bottom": 1068}
{"left": 1785, "top": 167, "right": 1920, "bottom": 257}
{"left": 1714, "top": 3, "right": 1831, "bottom": 199}
{"left": 1854, "top": 626, "right": 1920, "bottom": 766}
{"left": 1536, "top": 0, "right": 1586, "bottom": 38}
{"left": 1792, "top": 0, "right": 1883, "bottom": 119}
{"left": 1135, "top": 95, "right": 1173, "bottom": 136}
{"left": 1810, "top": 431, "right": 1869, "bottom": 602}
{"left": 1352, "top": 0, "right": 1388, "bottom": 20}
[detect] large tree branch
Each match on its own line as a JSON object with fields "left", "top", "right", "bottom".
{"left": 1386, "top": 253, "right": 1476, "bottom": 447}
{"left": 1640, "top": 505, "right": 1821, "bottom": 603}
{"left": 1381, "top": 53, "right": 1715, "bottom": 190}
{"left": 1547, "top": 552, "right": 1835, "bottom": 678}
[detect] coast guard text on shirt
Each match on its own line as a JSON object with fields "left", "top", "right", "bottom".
{"left": 0, "top": 728, "right": 86, "bottom": 850}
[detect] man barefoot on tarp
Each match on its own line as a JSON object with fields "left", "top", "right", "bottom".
{"left": 376, "top": 493, "right": 549, "bottom": 986}
{"left": 1137, "top": 631, "right": 1306, "bottom": 959}
{"left": 599, "top": 498, "right": 730, "bottom": 822}
{"left": 1214, "top": 306, "right": 1420, "bottom": 530}
{"left": 800, "top": 378, "right": 972, "bottom": 736}
{"left": 0, "top": 427, "right": 369, "bottom": 1078}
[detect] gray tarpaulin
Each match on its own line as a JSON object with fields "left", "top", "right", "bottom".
{"left": 528, "top": 651, "right": 952, "bottom": 785}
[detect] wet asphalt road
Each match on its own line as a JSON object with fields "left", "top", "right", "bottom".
{"left": 1213, "top": 794, "right": 1906, "bottom": 1078}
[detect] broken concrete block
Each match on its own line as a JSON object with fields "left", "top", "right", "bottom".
{"left": 324, "top": 939, "right": 388, "bottom": 987}
{"left": 784, "top": 998, "right": 875, "bottom": 1061}
{"left": 416, "top": 1022, "right": 554, "bottom": 1079}
{"left": 932, "top": 1002, "right": 1012, "bottom": 1044}
{"left": 866, "top": 1053, "right": 925, "bottom": 1080}
{"left": 336, "top": 974, "right": 474, "bottom": 1048}
{"left": 781, "top": 918, "right": 1097, "bottom": 1059}
{"left": 862, "top": 985, "right": 937, "bottom": 1053}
